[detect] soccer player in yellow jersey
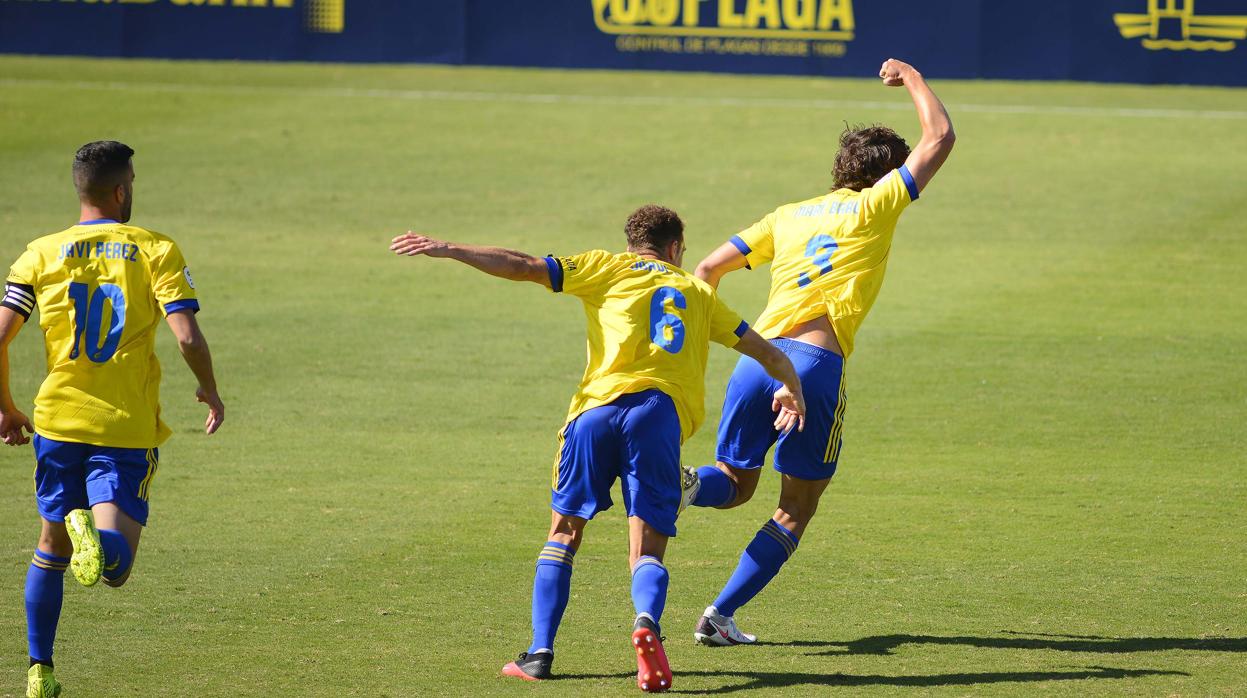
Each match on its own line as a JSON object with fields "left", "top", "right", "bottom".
{"left": 0, "top": 141, "right": 224, "bottom": 698}
{"left": 683, "top": 60, "right": 956, "bottom": 645}
{"left": 391, "top": 205, "right": 805, "bottom": 691}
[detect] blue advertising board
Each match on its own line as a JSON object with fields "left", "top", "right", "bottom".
{"left": 1, "top": 0, "right": 1244, "bottom": 86}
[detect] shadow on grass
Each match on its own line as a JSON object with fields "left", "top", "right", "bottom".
{"left": 759, "top": 632, "right": 1247, "bottom": 656}
{"left": 558, "top": 666, "right": 1188, "bottom": 693}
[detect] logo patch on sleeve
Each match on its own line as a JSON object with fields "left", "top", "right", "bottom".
{"left": 183, "top": 266, "right": 196, "bottom": 289}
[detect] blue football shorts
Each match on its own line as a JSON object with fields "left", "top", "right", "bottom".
{"left": 33, "top": 434, "right": 159, "bottom": 526}
{"left": 715, "top": 337, "right": 846, "bottom": 481}
{"left": 550, "top": 389, "right": 682, "bottom": 537}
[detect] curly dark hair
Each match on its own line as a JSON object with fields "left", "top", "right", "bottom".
{"left": 624, "top": 204, "right": 684, "bottom": 252}
{"left": 832, "top": 125, "right": 910, "bottom": 192}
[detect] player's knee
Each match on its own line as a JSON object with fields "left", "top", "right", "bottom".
{"left": 776, "top": 496, "right": 820, "bottom": 527}
{"left": 38, "top": 531, "right": 72, "bottom": 560}
{"left": 635, "top": 536, "right": 666, "bottom": 562}
{"left": 730, "top": 478, "right": 758, "bottom": 506}
{"left": 548, "top": 513, "right": 587, "bottom": 550}
{"left": 717, "top": 463, "right": 759, "bottom": 507}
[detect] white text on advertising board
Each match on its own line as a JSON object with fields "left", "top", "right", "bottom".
{"left": 593, "top": 0, "right": 854, "bottom": 58}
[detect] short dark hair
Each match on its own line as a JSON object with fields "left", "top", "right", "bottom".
{"left": 624, "top": 204, "right": 684, "bottom": 251}
{"left": 73, "top": 141, "right": 134, "bottom": 201}
{"left": 832, "top": 125, "right": 910, "bottom": 192}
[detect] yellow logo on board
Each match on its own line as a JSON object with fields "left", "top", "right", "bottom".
{"left": 1114, "top": 0, "right": 1247, "bottom": 51}
{"left": 593, "top": 0, "right": 854, "bottom": 59}
{"left": 0, "top": 0, "right": 294, "bottom": 5}
{"left": 592, "top": 0, "right": 855, "bottom": 41}
{"left": 0, "top": 0, "right": 344, "bottom": 33}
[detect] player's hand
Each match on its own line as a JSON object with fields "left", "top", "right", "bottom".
{"left": 391, "top": 232, "right": 453, "bottom": 258}
{"left": 196, "top": 387, "right": 225, "bottom": 435}
{"left": 0, "top": 409, "right": 34, "bottom": 446}
{"left": 771, "top": 386, "right": 806, "bottom": 434}
{"left": 879, "top": 58, "right": 915, "bottom": 87}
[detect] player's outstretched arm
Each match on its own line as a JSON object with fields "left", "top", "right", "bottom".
{"left": 0, "top": 307, "right": 33, "bottom": 446}
{"left": 165, "top": 310, "right": 224, "bottom": 435}
{"left": 390, "top": 232, "right": 551, "bottom": 287}
{"left": 732, "top": 329, "right": 807, "bottom": 433}
{"left": 879, "top": 58, "right": 955, "bottom": 193}
{"left": 694, "top": 242, "right": 749, "bottom": 290}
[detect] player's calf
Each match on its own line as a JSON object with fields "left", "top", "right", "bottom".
{"left": 25, "top": 549, "right": 68, "bottom": 691}
{"left": 688, "top": 463, "right": 758, "bottom": 509}
{"left": 773, "top": 472, "right": 832, "bottom": 539}
{"left": 97, "top": 528, "right": 134, "bottom": 587}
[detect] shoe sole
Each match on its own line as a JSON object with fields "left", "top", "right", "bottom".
{"left": 694, "top": 630, "right": 733, "bottom": 647}
{"left": 677, "top": 468, "right": 700, "bottom": 515}
{"left": 501, "top": 661, "right": 543, "bottom": 681}
{"left": 633, "top": 627, "right": 672, "bottom": 692}
{"left": 65, "top": 509, "right": 103, "bottom": 587}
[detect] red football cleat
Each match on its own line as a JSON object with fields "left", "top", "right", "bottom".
{"left": 632, "top": 618, "right": 672, "bottom": 692}
{"left": 502, "top": 651, "right": 552, "bottom": 681}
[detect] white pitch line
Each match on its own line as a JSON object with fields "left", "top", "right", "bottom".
{"left": 2, "top": 77, "right": 1246, "bottom": 120}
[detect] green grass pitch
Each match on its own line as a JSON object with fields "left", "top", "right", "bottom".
{"left": 0, "top": 55, "right": 1244, "bottom": 696}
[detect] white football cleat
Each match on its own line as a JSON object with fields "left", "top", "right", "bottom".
{"left": 693, "top": 606, "right": 756, "bottom": 646}
{"left": 677, "top": 466, "right": 701, "bottom": 515}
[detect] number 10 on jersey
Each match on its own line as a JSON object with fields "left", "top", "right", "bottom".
{"left": 68, "top": 281, "right": 126, "bottom": 363}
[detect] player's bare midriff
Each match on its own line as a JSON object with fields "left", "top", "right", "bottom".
{"left": 780, "top": 314, "right": 843, "bottom": 356}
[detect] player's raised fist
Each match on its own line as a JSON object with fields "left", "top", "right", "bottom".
{"left": 390, "top": 232, "right": 453, "bottom": 258}
{"left": 879, "top": 58, "right": 914, "bottom": 87}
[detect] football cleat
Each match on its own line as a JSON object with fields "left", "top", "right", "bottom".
{"left": 502, "top": 650, "right": 552, "bottom": 681}
{"left": 65, "top": 509, "right": 103, "bottom": 587}
{"left": 693, "top": 606, "right": 757, "bottom": 646}
{"left": 27, "top": 664, "right": 61, "bottom": 698}
{"left": 677, "top": 466, "right": 701, "bottom": 515}
{"left": 632, "top": 616, "right": 672, "bottom": 692}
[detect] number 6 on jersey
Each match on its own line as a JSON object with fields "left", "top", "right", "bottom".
{"left": 649, "top": 286, "right": 686, "bottom": 354}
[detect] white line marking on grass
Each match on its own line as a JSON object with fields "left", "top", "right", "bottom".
{"left": 3, "top": 77, "right": 1246, "bottom": 120}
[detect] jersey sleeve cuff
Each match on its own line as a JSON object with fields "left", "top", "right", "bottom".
{"left": 898, "top": 165, "right": 920, "bottom": 202}
{"left": 163, "top": 299, "right": 200, "bottom": 315}
{"left": 2, "top": 283, "right": 35, "bottom": 320}
{"left": 728, "top": 236, "right": 753, "bottom": 270}
{"left": 544, "top": 256, "right": 564, "bottom": 293}
{"left": 733, "top": 320, "right": 749, "bottom": 338}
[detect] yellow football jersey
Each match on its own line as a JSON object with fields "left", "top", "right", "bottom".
{"left": 3, "top": 220, "right": 199, "bottom": 449}
{"left": 731, "top": 166, "right": 919, "bottom": 357}
{"left": 545, "top": 250, "right": 747, "bottom": 441}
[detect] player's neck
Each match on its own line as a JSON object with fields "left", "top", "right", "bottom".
{"left": 630, "top": 248, "right": 675, "bottom": 266}
{"left": 78, "top": 203, "right": 122, "bottom": 225}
